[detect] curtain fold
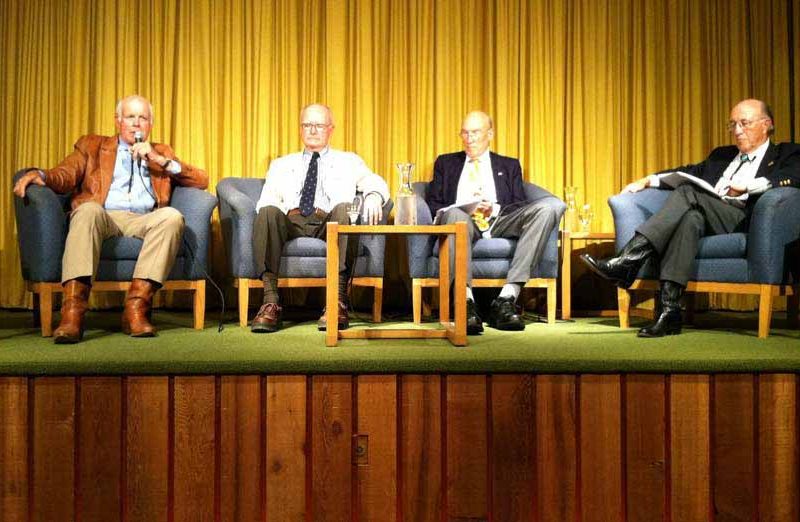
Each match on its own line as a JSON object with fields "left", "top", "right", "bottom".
{"left": 1, "top": 0, "right": 795, "bottom": 310}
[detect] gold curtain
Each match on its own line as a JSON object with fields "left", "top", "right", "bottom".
{"left": 0, "top": 0, "right": 796, "bottom": 309}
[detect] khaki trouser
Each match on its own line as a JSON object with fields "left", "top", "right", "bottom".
{"left": 61, "top": 202, "right": 185, "bottom": 284}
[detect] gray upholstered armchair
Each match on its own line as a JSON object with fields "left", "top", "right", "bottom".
{"left": 608, "top": 187, "right": 800, "bottom": 337}
{"left": 216, "top": 177, "right": 393, "bottom": 327}
{"left": 13, "top": 169, "right": 217, "bottom": 336}
{"left": 407, "top": 181, "right": 566, "bottom": 324}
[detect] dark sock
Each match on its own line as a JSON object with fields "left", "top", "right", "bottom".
{"left": 338, "top": 272, "right": 349, "bottom": 303}
{"left": 262, "top": 273, "right": 279, "bottom": 304}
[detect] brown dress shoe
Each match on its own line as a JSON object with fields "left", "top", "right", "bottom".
{"left": 252, "top": 303, "right": 282, "bottom": 333}
{"left": 54, "top": 279, "right": 91, "bottom": 344}
{"left": 317, "top": 301, "right": 349, "bottom": 331}
{"left": 122, "top": 279, "right": 157, "bottom": 337}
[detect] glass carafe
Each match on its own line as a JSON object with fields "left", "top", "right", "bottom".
{"left": 395, "top": 162, "right": 417, "bottom": 225}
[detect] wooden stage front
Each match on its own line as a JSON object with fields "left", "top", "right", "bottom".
{"left": 1, "top": 373, "right": 798, "bottom": 521}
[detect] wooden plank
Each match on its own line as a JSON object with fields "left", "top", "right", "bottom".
{"left": 356, "top": 375, "right": 398, "bottom": 522}
{"left": 311, "top": 375, "right": 352, "bottom": 522}
{"left": 400, "top": 375, "right": 442, "bottom": 522}
{"left": 759, "top": 374, "right": 799, "bottom": 522}
{"left": 125, "top": 377, "right": 169, "bottom": 522}
{"left": 220, "top": 376, "right": 262, "bottom": 522}
{"left": 32, "top": 377, "right": 75, "bottom": 522}
{"left": 446, "top": 375, "right": 488, "bottom": 521}
{"left": 535, "top": 375, "right": 577, "bottom": 522}
{"left": 669, "top": 375, "right": 711, "bottom": 522}
{"left": 266, "top": 375, "right": 307, "bottom": 522}
{"left": 0, "top": 377, "right": 29, "bottom": 521}
{"left": 713, "top": 374, "right": 756, "bottom": 521}
{"left": 491, "top": 375, "right": 535, "bottom": 522}
{"left": 79, "top": 377, "right": 122, "bottom": 522}
{"left": 173, "top": 376, "right": 216, "bottom": 522}
{"left": 625, "top": 375, "right": 666, "bottom": 522}
{"left": 580, "top": 375, "right": 623, "bottom": 522}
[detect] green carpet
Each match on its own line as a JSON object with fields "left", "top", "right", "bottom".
{"left": 1, "top": 309, "right": 799, "bottom": 375}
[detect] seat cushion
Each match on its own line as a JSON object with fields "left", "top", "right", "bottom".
{"left": 432, "top": 238, "right": 517, "bottom": 259}
{"left": 695, "top": 233, "right": 747, "bottom": 259}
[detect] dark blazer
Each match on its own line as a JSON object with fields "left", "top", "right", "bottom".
{"left": 425, "top": 151, "right": 528, "bottom": 217}
{"left": 659, "top": 141, "right": 800, "bottom": 211}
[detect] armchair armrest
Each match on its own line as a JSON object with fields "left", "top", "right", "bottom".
{"left": 13, "top": 169, "right": 70, "bottom": 282}
{"left": 746, "top": 187, "right": 800, "bottom": 284}
{"left": 170, "top": 187, "right": 217, "bottom": 278}
{"left": 608, "top": 188, "right": 671, "bottom": 251}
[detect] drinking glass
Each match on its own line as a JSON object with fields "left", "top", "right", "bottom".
{"left": 564, "top": 186, "right": 578, "bottom": 211}
{"left": 348, "top": 194, "right": 363, "bottom": 224}
{"left": 578, "top": 203, "right": 594, "bottom": 232}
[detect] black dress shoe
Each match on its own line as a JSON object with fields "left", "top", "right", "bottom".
{"left": 488, "top": 296, "right": 525, "bottom": 331}
{"left": 251, "top": 303, "right": 282, "bottom": 333}
{"left": 580, "top": 233, "right": 655, "bottom": 289}
{"left": 466, "top": 299, "right": 484, "bottom": 335}
{"left": 318, "top": 300, "right": 350, "bottom": 331}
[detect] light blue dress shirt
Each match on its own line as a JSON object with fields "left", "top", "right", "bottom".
{"left": 104, "top": 138, "right": 157, "bottom": 213}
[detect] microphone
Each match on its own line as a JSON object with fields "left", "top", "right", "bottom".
{"left": 133, "top": 130, "right": 144, "bottom": 170}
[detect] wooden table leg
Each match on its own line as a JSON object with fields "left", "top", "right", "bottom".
{"left": 326, "top": 223, "right": 340, "bottom": 346}
{"left": 561, "top": 230, "right": 572, "bottom": 320}
{"left": 439, "top": 233, "right": 450, "bottom": 325}
{"left": 452, "top": 222, "right": 467, "bottom": 345}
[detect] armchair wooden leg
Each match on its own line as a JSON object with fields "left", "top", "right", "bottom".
{"left": 788, "top": 288, "right": 799, "bottom": 329}
{"left": 546, "top": 280, "right": 557, "bottom": 324}
{"left": 238, "top": 278, "right": 250, "bottom": 327}
{"left": 412, "top": 279, "right": 422, "bottom": 324}
{"left": 372, "top": 280, "right": 383, "bottom": 323}
{"left": 193, "top": 279, "right": 206, "bottom": 330}
{"left": 617, "top": 287, "right": 631, "bottom": 329}
{"left": 758, "top": 285, "right": 774, "bottom": 339}
{"left": 40, "top": 284, "right": 55, "bottom": 337}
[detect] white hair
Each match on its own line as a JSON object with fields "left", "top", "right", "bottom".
{"left": 115, "top": 95, "right": 154, "bottom": 122}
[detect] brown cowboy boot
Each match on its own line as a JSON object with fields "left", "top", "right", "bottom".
{"left": 122, "top": 278, "right": 158, "bottom": 337}
{"left": 53, "top": 278, "right": 91, "bottom": 344}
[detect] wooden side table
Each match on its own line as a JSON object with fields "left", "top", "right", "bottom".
{"left": 560, "top": 230, "right": 616, "bottom": 319}
{"left": 325, "top": 222, "right": 469, "bottom": 347}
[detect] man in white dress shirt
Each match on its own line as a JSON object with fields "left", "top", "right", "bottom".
{"left": 251, "top": 103, "right": 389, "bottom": 333}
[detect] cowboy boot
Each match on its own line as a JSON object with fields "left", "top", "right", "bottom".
{"left": 638, "top": 280, "right": 684, "bottom": 337}
{"left": 53, "top": 278, "right": 91, "bottom": 344}
{"left": 580, "top": 233, "right": 655, "bottom": 288}
{"left": 122, "top": 278, "right": 158, "bottom": 337}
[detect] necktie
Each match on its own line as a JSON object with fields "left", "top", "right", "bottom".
{"left": 469, "top": 159, "right": 490, "bottom": 231}
{"left": 717, "top": 153, "right": 750, "bottom": 196}
{"left": 299, "top": 151, "right": 320, "bottom": 216}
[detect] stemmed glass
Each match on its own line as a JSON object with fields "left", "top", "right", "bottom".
{"left": 348, "top": 194, "right": 363, "bottom": 225}
{"left": 578, "top": 203, "right": 594, "bottom": 232}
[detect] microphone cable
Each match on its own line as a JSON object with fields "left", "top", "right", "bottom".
{"left": 136, "top": 159, "right": 226, "bottom": 332}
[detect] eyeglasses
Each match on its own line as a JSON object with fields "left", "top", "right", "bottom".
{"left": 121, "top": 115, "right": 151, "bottom": 125}
{"left": 726, "top": 117, "right": 768, "bottom": 132}
{"left": 459, "top": 129, "right": 486, "bottom": 138}
{"left": 301, "top": 123, "right": 330, "bottom": 132}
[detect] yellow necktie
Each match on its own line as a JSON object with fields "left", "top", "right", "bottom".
{"left": 469, "top": 159, "right": 489, "bottom": 231}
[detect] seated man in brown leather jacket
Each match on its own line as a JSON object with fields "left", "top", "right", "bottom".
{"left": 13, "top": 94, "right": 208, "bottom": 343}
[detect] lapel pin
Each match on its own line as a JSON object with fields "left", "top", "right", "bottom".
{"left": 768, "top": 161, "right": 775, "bottom": 166}
{"left": 498, "top": 171, "right": 504, "bottom": 176}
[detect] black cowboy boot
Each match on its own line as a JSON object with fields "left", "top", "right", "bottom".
{"left": 580, "top": 233, "right": 655, "bottom": 289}
{"left": 638, "top": 280, "right": 683, "bottom": 337}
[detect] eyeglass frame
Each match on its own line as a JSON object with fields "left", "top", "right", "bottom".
{"left": 301, "top": 122, "right": 331, "bottom": 132}
{"left": 726, "top": 117, "right": 770, "bottom": 132}
{"left": 459, "top": 128, "right": 489, "bottom": 138}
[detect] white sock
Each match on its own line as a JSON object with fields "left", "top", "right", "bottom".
{"left": 498, "top": 283, "right": 521, "bottom": 301}
{"left": 466, "top": 286, "right": 474, "bottom": 302}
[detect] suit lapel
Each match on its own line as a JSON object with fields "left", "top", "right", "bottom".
{"left": 755, "top": 142, "right": 777, "bottom": 179}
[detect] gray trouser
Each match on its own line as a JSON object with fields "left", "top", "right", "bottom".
{"left": 439, "top": 199, "right": 559, "bottom": 285}
{"left": 636, "top": 184, "right": 747, "bottom": 285}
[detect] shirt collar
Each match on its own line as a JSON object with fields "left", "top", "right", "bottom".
{"left": 467, "top": 149, "right": 492, "bottom": 164}
{"left": 742, "top": 140, "right": 770, "bottom": 162}
{"left": 117, "top": 136, "right": 130, "bottom": 151}
{"left": 304, "top": 146, "right": 329, "bottom": 159}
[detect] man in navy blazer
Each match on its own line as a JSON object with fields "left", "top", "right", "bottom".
{"left": 581, "top": 99, "right": 800, "bottom": 337}
{"left": 426, "top": 111, "right": 560, "bottom": 334}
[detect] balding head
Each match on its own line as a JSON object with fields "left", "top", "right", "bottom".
{"left": 300, "top": 103, "right": 335, "bottom": 152}
{"left": 114, "top": 94, "right": 154, "bottom": 145}
{"left": 460, "top": 111, "right": 494, "bottom": 159}
{"left": 729, "top": 99, "right": 773, "bottom": 154}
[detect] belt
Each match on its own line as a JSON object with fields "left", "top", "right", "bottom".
{"left": 287, "top": 207, "right": 326, "bottom": 217}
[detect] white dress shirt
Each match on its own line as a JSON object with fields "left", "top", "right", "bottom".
{"left": 255, "top": 147, "right": 390, "bottom": 214}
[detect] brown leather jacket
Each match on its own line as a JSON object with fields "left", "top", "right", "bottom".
{"left": 42, "top": 134, "right": 209, "bottom": 211}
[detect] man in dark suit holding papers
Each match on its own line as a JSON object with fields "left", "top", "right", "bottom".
{"left": 426, "top": 111, "right": 560, "bottom": 334}
{"left": 581, "top": 99, "right": 800, "bottom": 337}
